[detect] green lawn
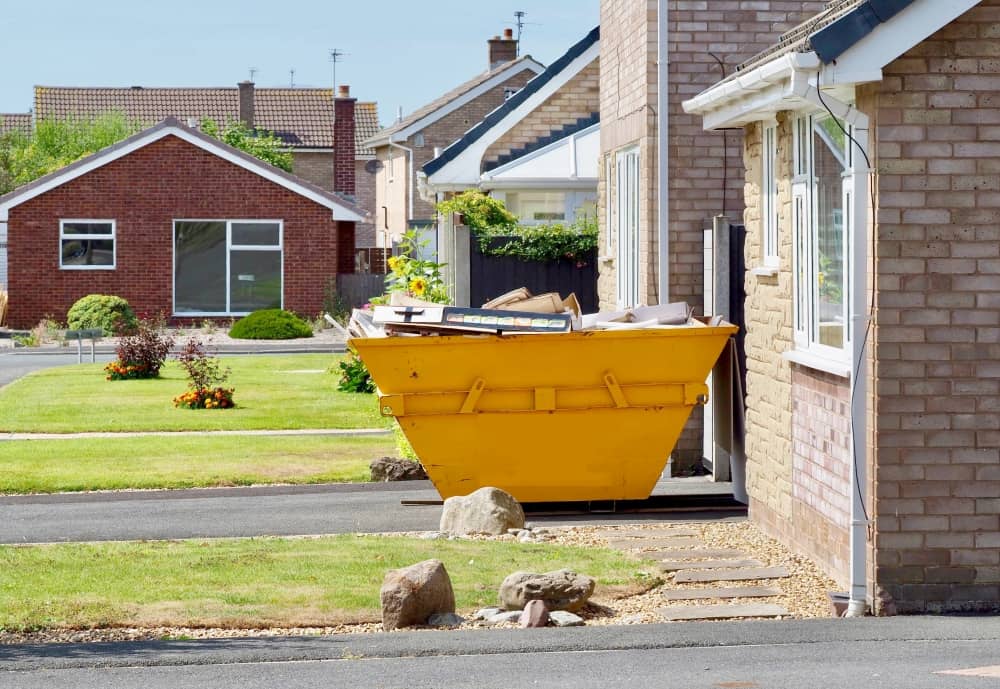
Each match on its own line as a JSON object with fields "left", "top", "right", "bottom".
{"left": 0, "top": 435, "right": 393, "bottom": 494}
{"left": 0, "top": 355, "right": 389, "bottom": 433}
{"left": 0, "top": 536, "right": 652, "bottom": 631}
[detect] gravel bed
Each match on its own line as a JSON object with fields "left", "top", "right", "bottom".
{"left": 0, "top": 521, "right": 840, "bottom": 645}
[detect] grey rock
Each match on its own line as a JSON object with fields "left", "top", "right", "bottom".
{"left": 621, "top": 614, "right": 645, "bottom": 624}
{"left": 419, "top": 531, "right": 444, "bottom": 540}
{"left": 520, "top": 599, "right": 550, "bottom": 628}
{"left": 370, "top": 457, "right": 428, "bottom": 482}
{"left": 427, "top": 612, "right": 465, "bottom": 627}
{"left": 380, "top": 559, "right": 455, "bottom": 631}
{"left": 486, "top": 611, "right": 524, "bottom": 625}
{"left": 439, "top": 487, "right": 525, "bottom": 536}
{"left": 549, "top": 611, "right": 585, "bottom": 627}
{"left": 499, "top": 569, "right": 596, "bottom": 612}
{"left": 518, "top": 531, "right": 535, "bottom": 543}
{"left": 472, "top": 607, "right": 502, "bottom": 621}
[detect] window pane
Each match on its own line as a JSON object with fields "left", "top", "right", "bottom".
{"left": 505, "top": 192, "right": 567, "bottom": 223}
{"left": 232, "top": 222, "right": 280, "bottom": 246}
{"left": 813, "top": 117, "right": 846, "bottom": 349}
{"left": 62, "top": 238, "right": 113, "bottom": 266}
{"left": 230, "top": 250, "right": 281, "bottom": 312}
{"left": 175, "top": 221, "right": 227, "bottom": 313}
{"left": 62, "top": 222, "right": 112, "bottom": 236}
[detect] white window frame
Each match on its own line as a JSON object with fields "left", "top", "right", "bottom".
{"left": 59, "top": 219, "right": 116, "bottom": 270}
{"left": 172, "top": 219, "right": 284, "bottom": 317}
{"left": 761, "top": 123, "right": 779, "bottom": 268}
{"left": 615, "top": 146, "right": 640, "bottom": 309}
{"left": 789, "top": 113, "right": 853, "bottom": 368}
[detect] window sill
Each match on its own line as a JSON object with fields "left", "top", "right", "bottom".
{"left": 782, "top": 349, "right": 851, "bottom": 378}
{"left": 750, "top": 265, "right": 779, "bottom": 277}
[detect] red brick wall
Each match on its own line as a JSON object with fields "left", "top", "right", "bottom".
{"left": 7, "top": 134, "right": 342, "bottom": 327}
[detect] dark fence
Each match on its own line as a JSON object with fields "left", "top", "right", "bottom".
{"left": 336, "top": 273, "right": 386, "bottom": 309}
{"left": 469, "top": 237, "right": 598, "bottom": 312}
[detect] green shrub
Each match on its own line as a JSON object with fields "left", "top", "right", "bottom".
{"left": 228, "top": 309, "right": 314, "bottom": 340}
{"left": 66, "top": 295, "right": 138, "bottom": 335}
{"left": 336, "top": 349, "right": 374, "bottom": 393}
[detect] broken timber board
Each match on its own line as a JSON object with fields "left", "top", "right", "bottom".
{"left": 633, "top": 548, "right": 747, "bottom": 561}
{"left": 659, "top": 603, "right": 789, "bottom": 621}
{"left": 661, "top": 586, "right": 781, "bottom": 601}
{"left": 673, "top": 566, "right": 791, "bottom": 583}
{"left": 659, "top": 558, "right": 764, "bottom": 572}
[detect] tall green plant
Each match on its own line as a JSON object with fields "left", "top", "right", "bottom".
{"left": 375, "top": 229, "right": 450, "bottom": 304}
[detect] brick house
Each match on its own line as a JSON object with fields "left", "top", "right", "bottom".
{"left": 599, "top": 0, "right": 829, "bottom": 465}
{"left": 31, "top": 83, "right": 380, "bottom": 253}
{"left": 0, "top": 114, "right": 32, "bottom": 289}
{"left": 364, "top": 30, "right": 544, "bottom": 251}
{"left": 0, "top": 117, "right": 363, "bottom": 329}
{"left": 684, "top": 0, "right": 1000, "bottom": 614}
{"left": 421, "top": 27, "right": 600, "bottom": 305}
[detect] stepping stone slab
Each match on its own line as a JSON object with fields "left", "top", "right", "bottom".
{"left": 606, "top": 537, "right": 704, "bottom": 550}
{"left": 633, "top": 548, "right": 747, "bottom": 561}
{"left": 661, "top": 586, "right": 782, "bottom": 601}
{"left": 659, "top": 559, "right": 764, "bottom": 572}
{"left": 594, "top": 528, "right": 700, "bottom": 538}
{"left": 674, "top": 566, "right": 791, "bottom": 583}
{"left": 659, "top": 603, "right": 789, "bottom": 621}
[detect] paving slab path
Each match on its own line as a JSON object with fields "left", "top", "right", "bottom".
{"left": 658, "top": 558, "right": 763, "bottom": 571}
{"left": 660, "top": 586, "right": 782, "bottom": 601}
{"left": 673, "top": 566, "right": 792, "bottom": 583}
{"left": 659, "top": 603, "right": 789, "bottom": 621}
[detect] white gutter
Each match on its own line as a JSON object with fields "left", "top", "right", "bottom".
{"left": 656, "top": 0, "right": 669, "bottom": 304}
{"left": 790, "top": 68, "right": 871, "bottom": 618}
{"left": 388, "top": 140, "right": 415, "bottom": 222}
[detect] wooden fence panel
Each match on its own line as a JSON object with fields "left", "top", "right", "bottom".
{"left": 469, "top": 237, "right": 598, "bottom": 312}
{"left": 336, "top": 273, "right": 386, "bottom": 309}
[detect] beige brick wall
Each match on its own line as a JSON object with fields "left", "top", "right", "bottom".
{"left": 599, "top": 0, "right": 828, "bottom": 462}
{"left": 484, "top": 59, "right": 600, "bottom": 166}
{"left": 291, "top": 152, "right": 377, "bottom": 248}
{"left": 867, "top": 0, "right": 1000, "bottom": 613}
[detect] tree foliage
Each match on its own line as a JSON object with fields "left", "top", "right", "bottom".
{"left": 199, "top": 118, "right": 293, "bottom": 172}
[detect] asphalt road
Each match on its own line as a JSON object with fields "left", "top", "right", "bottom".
{"left": 3, "top": 617, "right": 999, "bottom": 688}
{"left": 0, "top": 350, "right": 116, "bottom": 388}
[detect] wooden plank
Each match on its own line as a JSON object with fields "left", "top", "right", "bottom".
{"left": 673, "top": 566, "right": 791, "bottom": 583}
{"left": 633, "top": 548, "right": 747, "bottom": 561}
{"left": 605, "top": 537, "right": 704, "bottom": 550}
{"left": 659, "top": 603, "right": 788, "bottom": 621}
{"left": 661, "top": 586, "right": 781, "bottom": 601}
{"left": 659, "top": 558, "right": 763, "bottom": 572}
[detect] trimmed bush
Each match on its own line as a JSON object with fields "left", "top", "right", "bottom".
{"left": 228, "top": 309, "right": 314, "bottom": 340}
{"left": 67, "top": 295, "right": 138, "bottom": 335}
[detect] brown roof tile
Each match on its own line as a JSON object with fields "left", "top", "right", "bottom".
{"left": 0, "top": 113, "right": 31, "bottom": 136}
{"left": 32, "top": 86, "right": 379, "bottom": 155}
{"left": 369, "top": 55, "right": 543, "bottom": 145}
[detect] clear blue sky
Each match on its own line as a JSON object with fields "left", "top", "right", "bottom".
{"left": 0, "top": 1, "right": 599, "bottom": 126}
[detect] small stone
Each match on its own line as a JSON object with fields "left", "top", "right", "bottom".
{"left": 520, "top": 600, "right": 549, "bottom": 628}
{"left": 486, "top": 611, "right": 524, "bottom": 625}
{"left": 472, "top": 607, "right": 502, "bottom": 621}
{"left": 427, "top": 612, "right": 465, "bottom": 627}
{"left": 380, "top": 559, "right": 455, "bottom": 631}
{"left": 507, "top": 528, "right": 522, "bottom": 536}
{"left": 499, "top": 570, "right": 596, "bottom": 612}
{"left": 548, "top": 611, "right": 584, "bottom": 627}
{"left": 518, "top": 532, "right": 535, "bottom": 543}
{"left": 439, "top": 487, "right": 525, "bottom": 536}
{"left": 420, "top": 532, "right": 444, "bottom": 540}
{"left": 622, "top": 614, "right": 645, "bottom": 624}
{"left": 370, "top": 457, "right": 428, "bottom": 482}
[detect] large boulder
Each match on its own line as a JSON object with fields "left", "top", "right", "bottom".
{"left": 439, "top": 486, "right": 525, "bottom": 536}
{"left": 370, "top": 457, "right": 428, "bottom": 482}
{"left": 380, "top": 559, "right": 455, "bottom": 631}
{"left": 499, "top": 569, "right": 596, "bottom": 612}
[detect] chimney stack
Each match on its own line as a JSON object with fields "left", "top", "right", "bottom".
{"left": 488, "top": 28, "right": 518, "bottom": 69}
{"left": 333, "top": 84, "right": 356, "bottom": 198}
{"left": 238, "top": 80, "right": 255, "bottom": 128}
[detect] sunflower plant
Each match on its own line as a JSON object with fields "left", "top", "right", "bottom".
{"left": 375, "top": 229, "right": 450, "bottom": 305}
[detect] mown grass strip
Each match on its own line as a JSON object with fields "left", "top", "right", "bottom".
{"left": 0, "top": 355, "right": 388, "bottom": 433}
{"left": 0, "top": 435, "right": 393, "bottom": 494}
{"left": 0, "top": 536, "right": 651, "bottom": 631}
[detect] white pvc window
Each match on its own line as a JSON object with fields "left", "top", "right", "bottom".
{"left": 615, "top": 146, "right": 640, "bottom": 309}
{"left": 762, "top": 124, "right": 779, "bottom": 267}
{"left": 60, "top": 220, "right": 115, "bottom": 270}
{"left": 791, "top": 114, "right": 851, "bottom": 359}
{"left": 173, "top": 220, "right": 283, "bottom": 315}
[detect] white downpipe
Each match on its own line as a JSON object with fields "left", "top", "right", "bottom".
{"left": 791, "top": 70, "right": 871, "bottom": 616}
{"left": 388, "top": 139, "right": 415, "bottom": 223}
{"left": 656, "top": 0, "right": 670, "bottom": 304}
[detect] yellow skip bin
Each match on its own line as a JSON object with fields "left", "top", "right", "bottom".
{"left": 351, "top": 322, "right": 737, "bottom": 503}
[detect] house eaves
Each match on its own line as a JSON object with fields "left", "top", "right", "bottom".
{"left": 683, "top": 0, "right": 980, "bottom": 130}
{"left": 479, "top": 122, "right": 600, "bottom": 190}
{"left": 0, "top": 117, "right": 365, "bottom": 223}
{"left": 423, "top": 26, "right": 600, "bottom": 186}
{"left": 363, "top": 57, "right": 546, "bottom": 149}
